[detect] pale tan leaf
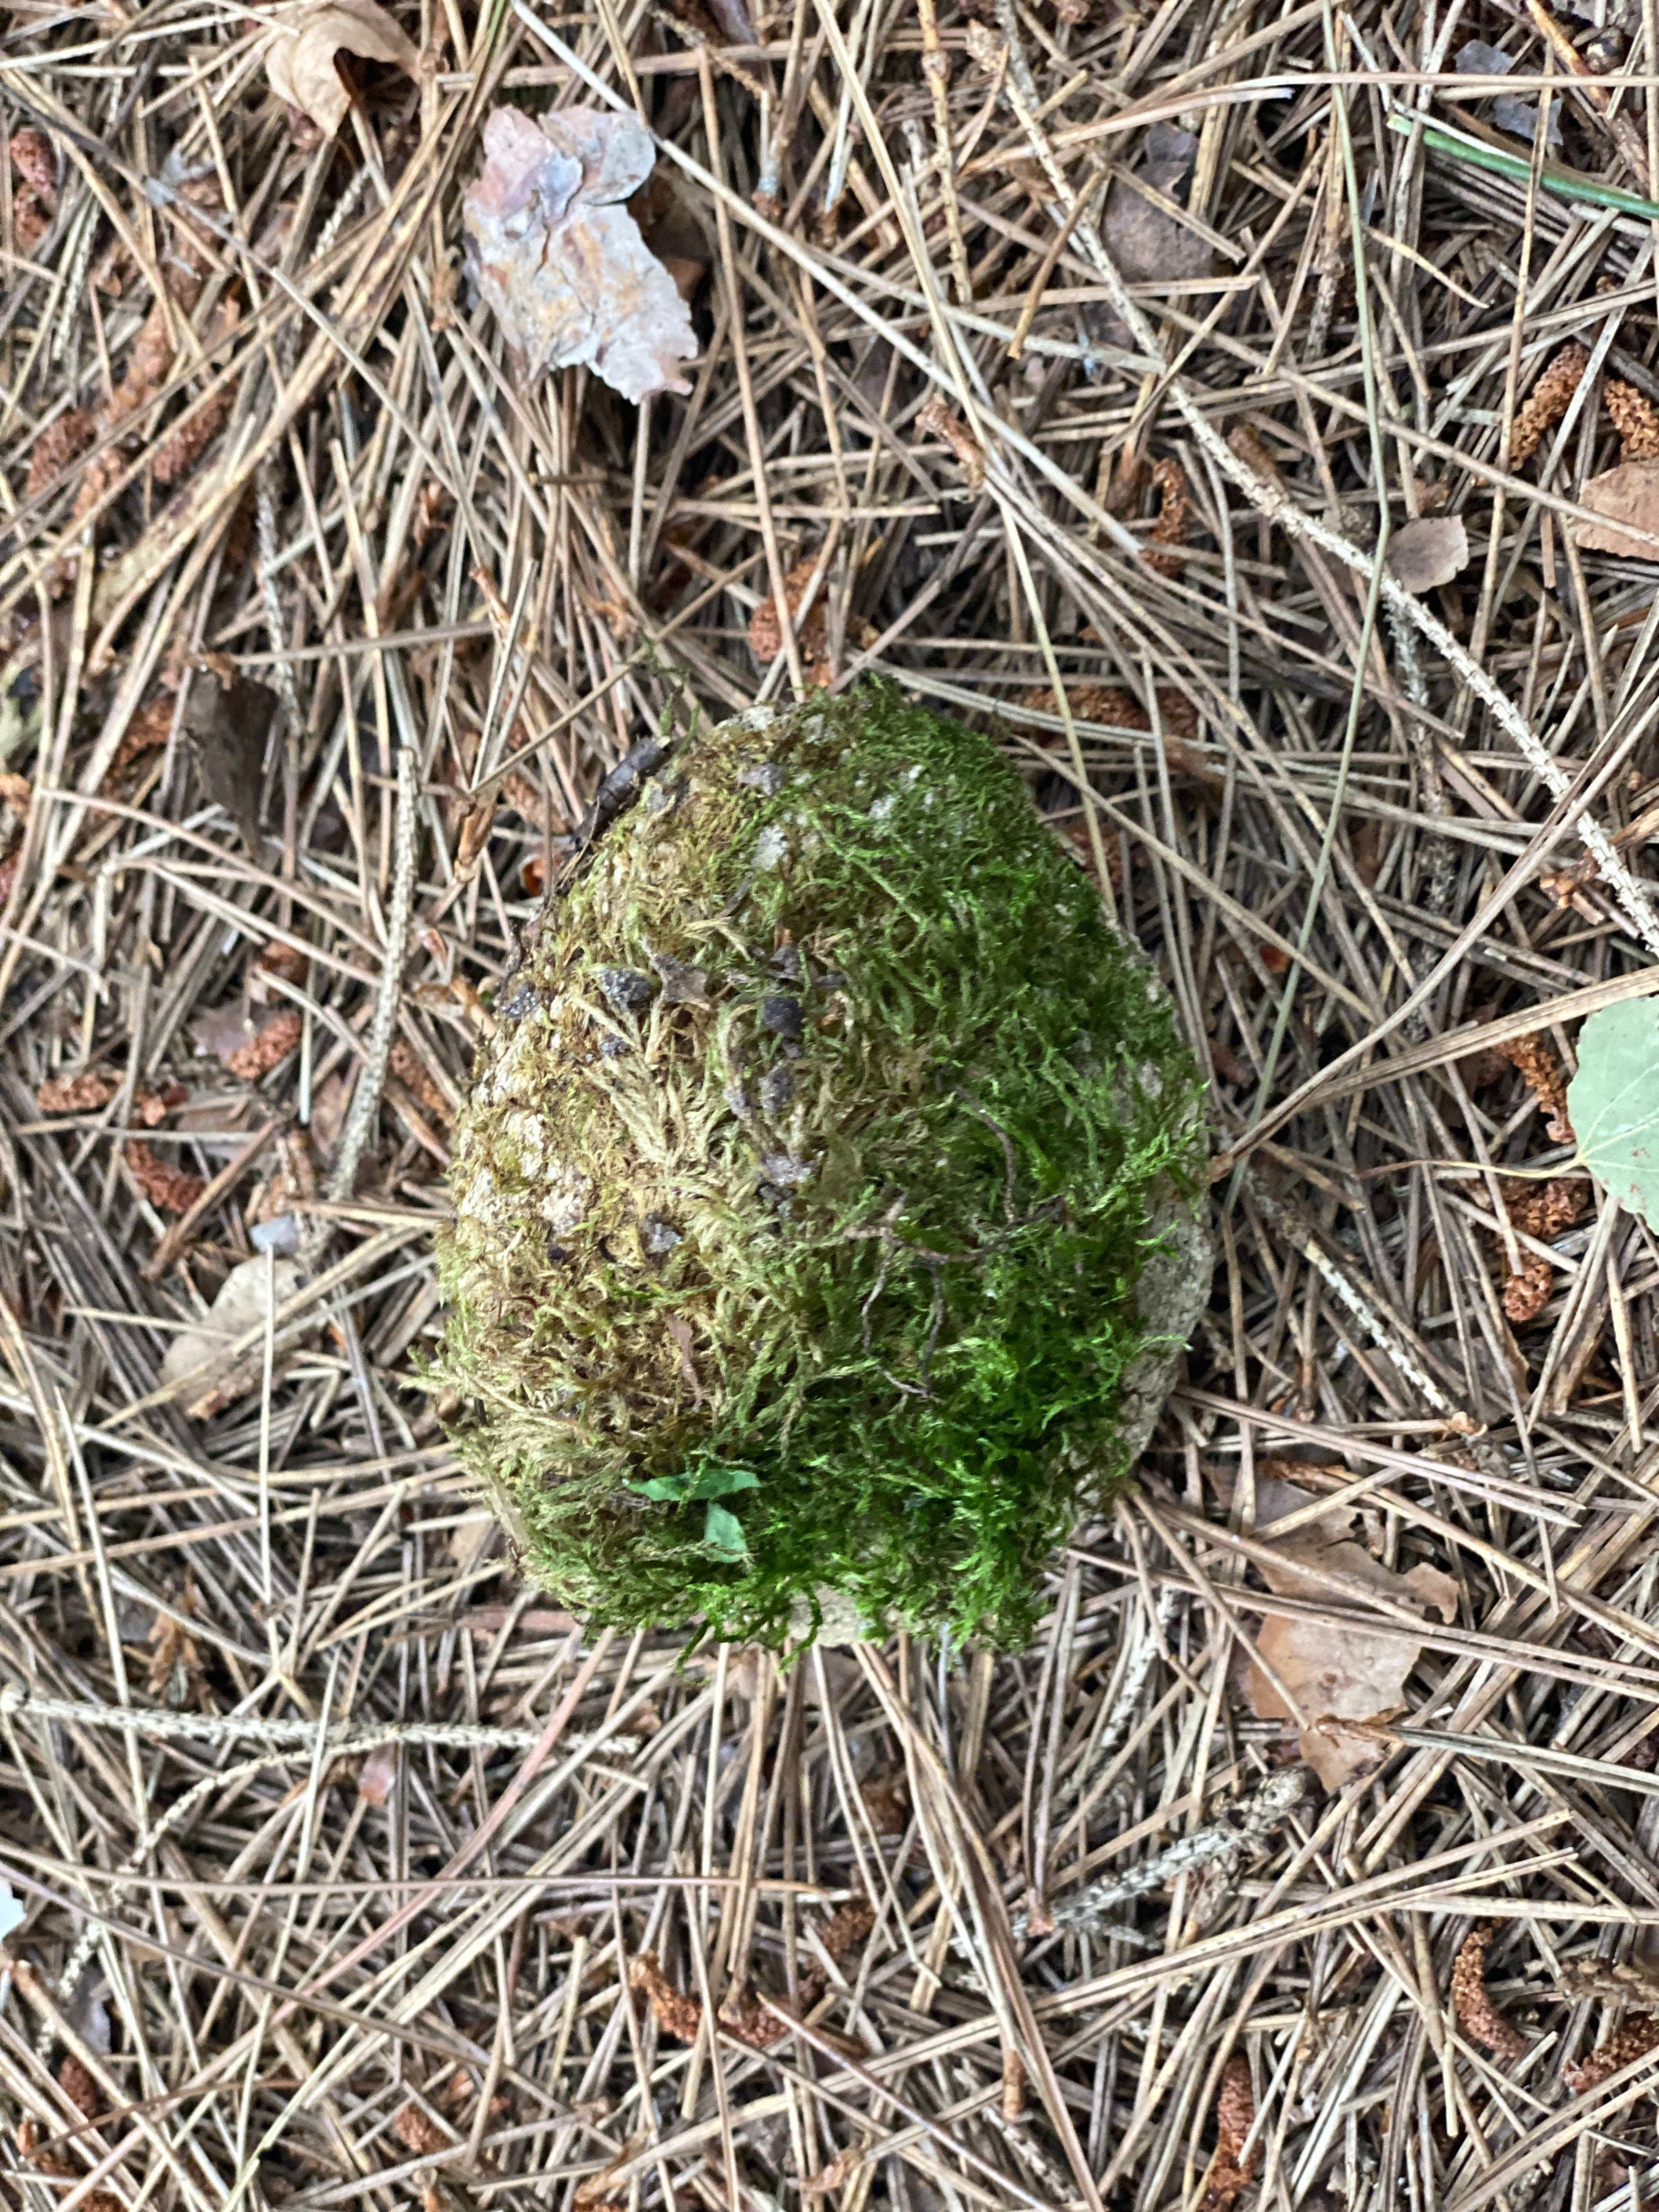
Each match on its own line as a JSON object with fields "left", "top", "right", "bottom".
{"left": 264, "top": 0, "right": 419, "bottom": 137}
{"left": 1570, "top": 460, "right": 1659, "bottom": 560}
{"left": 1387, "top": 515, "right": 1469, "bottom": 592}
{"left": 1244, "top": 1477, "right": 1458, "bottom": 1788}
{"left": 462, "top": 107, "right": 697, "bottom": 404}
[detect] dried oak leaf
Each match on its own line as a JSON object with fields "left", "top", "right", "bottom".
{"left": 1512, "top": 341, "right": 1588, "bottom": 464}
{"left": 463, "top": 106, "right": 697, "bottom": 404}
{"left": 1452, "top": 1924, "right": 1527, "bottom": 2058}
{"left": 1496, "top": 1032, "right": 1573, "bottom": 1142}
{"left": 1244, "top": 1474, "right": 1458, "bottom": 1788}
{"left": 1565, "top": 2014, "right": 1659, "bottom": 2093}
{"left": 629, "top": 1952, "right": 702, "bottom": 2043}
{"left": 38, "top": 1072, "right": 114, "bottom": 1115}
{"left": 1606, "top": 378, "right": 1659, "bottom": 461}
{"left": 264, "top": 0, "right": 420, "bottom": 137}
{"left": 125, "top": 1140, "right": 205, "bottom": 1215}
{"left": 1388, "top": 514, "right": 1469, "bottom": 593}
{"left": 1198, "top": 2052, "right": 1259, "bottom": 2210}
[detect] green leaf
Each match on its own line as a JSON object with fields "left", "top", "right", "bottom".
{"left": 702, "top": 1502, "right": 749, "bottom": 1556}
{"left": 686, "top": 1466, "right": 760, "bottom": 1501}
{"left": 632, "top": 1474, "right": 694, "bottom": 1503}
{"left": 1566, "top": 1000, "right": 1659, "bottom": 1228}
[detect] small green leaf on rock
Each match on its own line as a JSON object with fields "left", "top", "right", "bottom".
{"left": 1565, "top": 999, "right": 1659, "bottom": 1227}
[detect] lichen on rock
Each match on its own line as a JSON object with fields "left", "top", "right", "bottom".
{"left": 436, "top": 687, "right": 1209, "bottom": 1646}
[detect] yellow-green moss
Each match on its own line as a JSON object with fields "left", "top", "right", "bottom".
{"left": 436, "top": 687, "right": 1208, "bottom": 1645}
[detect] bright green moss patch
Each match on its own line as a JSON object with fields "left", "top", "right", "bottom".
{"left": 436, "top": 687, "right": 1208, "bottom": 1647}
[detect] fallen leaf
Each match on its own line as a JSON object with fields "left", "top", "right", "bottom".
{"left": 264, "top": 0, "right": 420, "bottom": 137}
{"left": 183, "top": 672, "right": 276, "bottom": 850}
{"left": 1571, "top": 459, "right": 1659, "bottom": 560}
{"left": 1244, "top": 1475, "right": 1458, "bottom": 1788}
{"left": 1388, "top": 514, "right": 1469, "bottom": 592}
{"left": 1567, "top": 999, "right": 1659, "bottom": 1228}
{"left": 463, "top": 106, "right": 697, "bottom": 404}
{"left": 159, "top": 1253, "right": 307, "bottom": 1416}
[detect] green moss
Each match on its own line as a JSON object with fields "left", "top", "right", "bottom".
{"left": 436, "top": 687, "right": 1208, "bottom": 1647}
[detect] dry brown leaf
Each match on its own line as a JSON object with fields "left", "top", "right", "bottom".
{"left": 125, "top": 1140, "right": 205, "bottom": 1215}
{"left": 1244, "top": 1475, "right": 1458, "bottom": 1787}
{"left": 1570, "top": 460, "right": 1659, "bottom": 560}
{"left": 1564, "top": 2015, "right": 1659, "bottom": 2093}
{"left": 38, "top": 1072, "right": 114, "bottom": 1115}
{"left": 1451, "top": 1924, "right": 1527, "bottom": 2058}
{"left": 264, "top": 0, "right": 420, "bottom": 136}
{"left": 463, "top": 107, "right": 697, "bottom": 404}
{"left": 158, "top": 1253, "right": 307, "bottom": 1415}
{"left": 1388, "top": 514, "right": 1469, "bottom": 592}
{"left": 183, "top": 671, "right": 275, "bottom": 850}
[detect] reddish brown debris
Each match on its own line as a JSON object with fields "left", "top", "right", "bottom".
{"left": 1605, "top": 377, "right": 1659, "bottom": 461}
{"left": 224, "top": 1009, "right": 302, "bottom": 1081}
{"left": 1511, "top": 342, "right": 1590, "bottom": 464}
{"left": 748, "top": 555, "right": 831, "bottom": 682}
{"left": 628, "top": 1952, "right": 703, "bottom": 2043}
{"left": 1144, "top": 455, "right": 1192, "bottom": 577}
{"left": 916, "top": 391, "right": 987, "bottom": 491}
{"left": 56, "top": 2054, "right": 100, "bottom": 2123}
{"left": 1502, "top": 1253, "right": 1554, "bottom": 1325}
{"left": 1452, "top": 1925, "right": 1527, "bottom": 2058}
{"left": 1197, "top": 2053, "right": 1259, "bottom": 2210}
{"left": 392, "top": 2101, "right": 451, "bottom": 2155}
{"left": 1495, "top": 1032, "right": 1574, "bottom": 1143}
{"left": 1565, "top": 2014, "right": 1659, "bottom": 2093}
{"left": 124, "top": 1140, "right": 206, "bottom": 1215}
{"left": 107, "top": 696, "right": 177, "bottom": 780}
{"left": 25, "top": 409, "right": 94, "bottom": 502}
{"left": 38, "top": 1072, "right": 114, "bottom": 1115}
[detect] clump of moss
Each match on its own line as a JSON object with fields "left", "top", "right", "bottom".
{"left": 436, "top": 687, "right": 1208, "bottom": 1647}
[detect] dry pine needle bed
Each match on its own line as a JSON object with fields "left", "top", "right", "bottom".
{"left": 9, "top": 0, "right": 1659, "bottom": 2205}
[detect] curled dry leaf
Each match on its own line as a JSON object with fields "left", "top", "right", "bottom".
{"left": 1244, "top": 1475, "right": 1458, "bottom": 1788}
{"left": 1387, "top": 514, "right": 1469, "bottom": 593}
{"left": 464, "top": 107, "right": 697, "bottom": 405}
{"left": 1451, "top": 1924, "right": 1527, "bottom": 2058}
{"left": 264, "top": 0, "right": 420, "bottom": 137}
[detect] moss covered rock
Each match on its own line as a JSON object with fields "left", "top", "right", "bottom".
{"left": 437, "top": 688, "right": 1208, "bottom": 1646}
